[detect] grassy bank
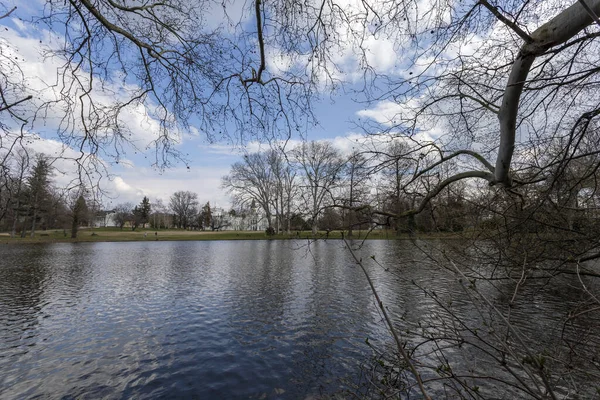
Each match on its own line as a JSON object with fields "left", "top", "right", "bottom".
{"left": 0, "top": 227, "right": 464, "bottom": 244}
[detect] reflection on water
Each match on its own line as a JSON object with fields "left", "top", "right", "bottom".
{"left": 0, "top": 240, "right": 597, "bottom": 399}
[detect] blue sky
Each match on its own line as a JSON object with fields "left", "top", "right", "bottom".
{"left": 2, "top": 0, "right": 591, "bottom": 217}
{"left": 1, "top": 0, "right": 468, "bottom": 210}
{"left": 0, "top": 0, "right": 408, "bottom": 210}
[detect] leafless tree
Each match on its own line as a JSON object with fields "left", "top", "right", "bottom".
{"left": 3, "top": 149, "right": 30, "bottom": 237}
{"left": 2, "top": 0, "right": 600, "bottom": 397}
{"left": 355, "top": 0, "right": 600, "bottom": 217}
{"left": 331, "top": 0, "right": 600, "bottom": 396}
{"left": 339, "top": 149, "right": 370, "bottom": 237}
{"left": 169, "top": 190, "right": 198, "bottom": 229}
{"left": 269, "top": 149, "right": 298, "bottom": 234}
{"left": 150, "top": 197, "right": 169, "bottom": 229}
{"left": 113, "top": 202, "right": 133, "bottom": 230}
{"left": 293, "top": 141, "right": 344, "bottom": 235}
{"left": 222, "top": 151, "right": 279, "bottom": 231}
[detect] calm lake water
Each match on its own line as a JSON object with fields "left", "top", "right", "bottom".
{"left": 0, "top": 240, "right": 598, "bottom": 399}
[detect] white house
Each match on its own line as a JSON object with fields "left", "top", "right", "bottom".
{"left": 218, "top": 207, "right": 269, "bottom": 231}
{"left": 93, "top": 210, "right": 118, "bottom": 228}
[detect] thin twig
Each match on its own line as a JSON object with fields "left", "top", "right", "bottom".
{"left": 0, "top": 95, "right": 33, "bottom": 112}
{"left": 446, "top": 257, "right": 558, "bottom": 400}
{"left": 343, "top": 235, "right": 431, "bottom": 400}
{"left": 0, "top": 6, "right": 16, "bottom": 20}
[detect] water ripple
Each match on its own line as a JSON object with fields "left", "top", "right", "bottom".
{"left": 0, "top": 240, "right": 597, "bottom": 399}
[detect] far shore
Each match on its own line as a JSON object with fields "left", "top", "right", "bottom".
{"left": 0, "top": 227, "right": 466, "bottom": 244}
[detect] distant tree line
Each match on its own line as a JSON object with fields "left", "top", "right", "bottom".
{"left": 95, "top": 194, "right": 227, "bottom": 232}
{"left": 0, "top": 140, "right": 559, "bottom": 239}
{"left": 5, "top": 137, "right": 600, "bottom": 241}
{"left": 221, "top": 138, "right": 600, "bottom": 239}
{"left": 0, "top": 151, "right": 232, "bottom": 235}
{"left": 0, "top": 150, "right": 94, "bottom": 238}
{"left": 221, "top": 140, "right": 479, "bottom": 236}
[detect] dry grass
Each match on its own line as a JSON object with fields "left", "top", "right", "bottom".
{"left": 0, "top": 227, "right": 463, "bottom": 244}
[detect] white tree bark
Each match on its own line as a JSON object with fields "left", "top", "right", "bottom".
{"left": 495, "top": 0, "right": 600, "bottom": 185}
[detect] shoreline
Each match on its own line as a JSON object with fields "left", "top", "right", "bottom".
{"left": 0, "top": 228, "right": 466, "bottom": 245}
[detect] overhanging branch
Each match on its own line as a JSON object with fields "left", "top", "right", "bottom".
{"left": 495, "top": 0, "right": 600, "bottom": 186}
{"left": 0, "top": 95, "right": 33, "bottom": 112}
{"left": 479, "top": 0, "right": 533, "bottom": 43}
{"left": 339, "top": 170, "right": 494, "bottom": 220}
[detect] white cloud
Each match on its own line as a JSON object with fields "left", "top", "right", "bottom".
{"left": 266, "top": 46, "right": 294, "bottom": 74}
{"left": 112, "top": 176, "right": 139, "bottom": 196}
{"left": 0, "top": 21, "right": 173, "bottom": 156}
{"left": 363, "top": 36, "right": 398, "bottom": 72}
{"left": 199, "top": 139, "right": 305, "bottom": 156}
{"left": 357, "top": 100, "right": 414, "bottom": 126}
{"left": 202, "top": 131, "right": 430, "bottom": 161}
{"left": 103, "top": 166, "right": 232, "bottom": 209}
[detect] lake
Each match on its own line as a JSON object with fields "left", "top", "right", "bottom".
{"left": 0, "top": 240, "right": 598, "bottom": 399}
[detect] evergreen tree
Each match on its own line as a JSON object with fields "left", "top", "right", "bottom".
{"left": 71, "top": 194, "right": 88, "bottom": 239}
{"left": 132, "top": 206, "right": 141, "bottom": 231}
{"left": 129, "top": 197, "right": 152, "bottom": 231}
{"left": 139, "top": 196, "right": 151, "bottom": 227}
{"left": 27, "top": 155, "right": 52, "bottom": 237}
{"left": 202, "top": 202, "right": 212, "bottom": 230}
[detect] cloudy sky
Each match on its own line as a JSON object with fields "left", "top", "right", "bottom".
{"left": 0, "top": 1, "right": 418, "bottom": 207}
{"left": 0, "top": 0, "right": 459, "bottom": 210}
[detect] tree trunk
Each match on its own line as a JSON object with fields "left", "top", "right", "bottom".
{"left": 10, "top": 204, "right": 19, "bottom": 238}
{"left": 495, "top": 0, "right": 600, "bottom": 185}
{"left": 312, "top": 200, "right": 319, "bottom": 235}
{"left": 266, "top": 211, "right": 273, "bottom": 231}
{"left": 30, "top": 206, "right": 37, "bottom": 238}
{"left": 408, "top": 214, "right": 416, "bottom": 233}
{"left": 286, "top": 202, "right": 291, "bottom": 235}
{"left": 395, "top": 200, "right": 402, "bottom": 237}
{"left": 71, "top": 214, "right": 79, "bottom": 238}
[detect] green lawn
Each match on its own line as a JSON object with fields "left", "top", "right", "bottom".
{"left": 0, "top": 228, "right": 446, "bottom": 243}
{"left": 0, "top": 227, "right": 465, "bottom": 244}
